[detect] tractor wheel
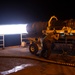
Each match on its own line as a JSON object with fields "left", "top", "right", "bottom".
{"left": 29, "top": 43, "right": 38, "bottom": 55}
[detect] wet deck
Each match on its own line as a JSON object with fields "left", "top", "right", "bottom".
{"left": 0, "top": 46, "right": 75, "bottom": 75}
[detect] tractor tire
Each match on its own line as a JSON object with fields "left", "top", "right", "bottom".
{"left": 29, "top": 43, "right": 38, "bottom": 55}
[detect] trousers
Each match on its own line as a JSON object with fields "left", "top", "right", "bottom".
{"left": 40, "top": 39, "right": 52, "bottom": 58}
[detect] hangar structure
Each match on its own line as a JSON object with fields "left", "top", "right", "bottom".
{"left": 0, "top": 24, "right": 27, "bottom": 48}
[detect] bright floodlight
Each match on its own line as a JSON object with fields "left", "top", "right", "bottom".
{"left": 0, "top": 24, "right": 28, "bottom": 34}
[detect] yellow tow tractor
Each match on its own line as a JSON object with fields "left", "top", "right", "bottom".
{"left": 27, "top": 15, "right": 75, "bottom": 55}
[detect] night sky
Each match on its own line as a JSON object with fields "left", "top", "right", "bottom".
{"left": 0, "top": 0, "right": 75, "bottom": 46}
{"left": 0, "top": 0, "right": 75, "bottom": 24}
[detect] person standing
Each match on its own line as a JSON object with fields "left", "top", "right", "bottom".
{"left": 40, "top": 30, "right": 59, "bottom": 59}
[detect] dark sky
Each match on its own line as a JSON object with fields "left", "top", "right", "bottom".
{"left": 0, "top": 0, "right": 75, "bottom": 24}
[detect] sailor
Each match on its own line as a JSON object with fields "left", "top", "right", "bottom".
{"left": 40, "top": 29, "right": 59, "bottom": 59}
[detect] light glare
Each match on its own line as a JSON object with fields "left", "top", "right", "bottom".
{"left": 0, "top": 24, "right": 28, "bottom": 34}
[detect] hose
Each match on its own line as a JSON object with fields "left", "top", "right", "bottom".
{"left": 0, "top": 55, "right": 75, "bottom": 67}
{"left": 48, "top": 15, "right": 58, "bottom": 28}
